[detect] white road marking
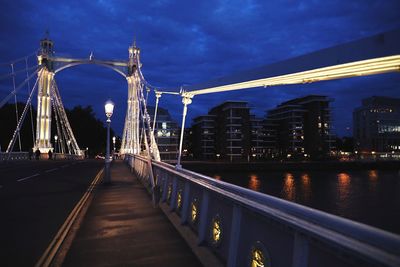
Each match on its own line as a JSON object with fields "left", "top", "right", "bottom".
{"left": 44, "top": 168, "right": 58, "bottom": 173}
{"left": 17, "top": 173, "right": 40, "bottom": 182}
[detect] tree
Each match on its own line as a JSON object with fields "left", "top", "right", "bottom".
{"left": 65, "top": 105, "right": 116, "bottom": 157}
{"left": 0, "top": 103, "right": 36, "bottom": 152}
{"left": 0, "top": 103, "right": 116, "bottom": 156}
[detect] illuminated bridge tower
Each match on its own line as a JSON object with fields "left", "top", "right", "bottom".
{"left": 30, "top": 35, "right": 157, "bottom": 158}
{"left": 35, "top": 36, "right": 55, "bottom": 153}
{"left": 120, "top": 43, "right": 141, "bottom": 155}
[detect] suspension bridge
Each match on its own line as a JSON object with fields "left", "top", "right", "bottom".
{"left": 0, "top": 29, "right": 400, "bottom": 267}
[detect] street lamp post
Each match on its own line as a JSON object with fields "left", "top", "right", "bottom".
{"left": 67, "top": 140, "right": 71, "bottom": 155}
{"left": 54, "top": 135, "right": 58, "bottom": 153}
{"left": 104, "top": 100, "right": 114, "bottom": 184}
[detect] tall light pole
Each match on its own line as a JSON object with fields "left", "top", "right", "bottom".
{"left": 104, "top": 100, "right": 114, "bottom": 184}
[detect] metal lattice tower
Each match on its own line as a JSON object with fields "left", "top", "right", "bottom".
{"left": 32, "top": 36, "right": 160, "bottom": 160}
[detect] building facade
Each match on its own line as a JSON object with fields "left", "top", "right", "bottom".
{"left": 147, "top": 106, "right": 179, "bottom": 160}
{"left": 353, "top": 96, "right": 400, "bottom": 152}
{"left": 191, "top": 115, "right": 216, "bottom": 160}
{"left": 250, "top": 115, "right": 265, "bottom": 159}
{"left": 191, "top": 101, "right": 256, "bottom": 161}
{"left": 265, "top": 95, "right": 334, "bottom": 159}
{"left": 209, "top": 101, "right": 251, "bottom": 161}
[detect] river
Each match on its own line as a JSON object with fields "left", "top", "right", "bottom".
{"left": 201, "top": 169, "right": 400, "bottom": 234}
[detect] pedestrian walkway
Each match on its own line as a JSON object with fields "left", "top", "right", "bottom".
{"left": 62, "top": 160, "right": 202, "bottom": 267}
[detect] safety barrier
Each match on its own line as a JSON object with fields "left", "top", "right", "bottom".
{"left": 0, "top": 152, "right": 29, "bottom": 161}
{"left": 0, "top": 152, "right": 84, "bottom": 161}
{"left": 125, "top": 154, "right": 400, "bottom": 267}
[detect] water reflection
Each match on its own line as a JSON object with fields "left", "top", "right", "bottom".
{"left": 301, "top": 173, "right": 311, "bottom": 202}
{"left": 282, "top": 173, "right": 296, "bottom": 201}
{"left": 368, "top": 170, "right": 378, "bottom": 181}
{"left": 248, "top": 174, "right": 261, "bottom": 191}
{"left": 337, "top": 173, "right": 351, "bottom": 213}
{"left": 368, "top": 170, "right": 378, "bottom": 193}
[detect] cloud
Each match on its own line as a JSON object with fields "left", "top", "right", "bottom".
{"left": 0, "top": 0, "right": 399, "bottom": 136}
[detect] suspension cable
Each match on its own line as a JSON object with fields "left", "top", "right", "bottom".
{"left": 0, "top": 52, "right": 37, "bottom": 66}
{"left": 25, "top": 58, "right": 36, "bottom": 146}
{"left": 52, "top": 80, "right": 81, "bottom": 155}
{"left": 6, "top": 73, "right": 40, "bottom": 155}
{"left": 139, "top": 80, "right": 160, "bottom": 161}
{"left": 138, "top": 88, "right": 150, "bottom": 157}
{"left": 50, "top": 89, "right": 66, "bottom": 154}
{"left": 11, "top": 63, "right": 22, "bottom": 151}
{"left": 139, "top": 86, "right": 151, "bottom": 147}
{"left": 0, "top": 67, "right": 40, "bottom": 109}
{"left": 0, "top": 65, "right": 38, "bottom": 81}
{"left": 51, "top": 83, "right": 70, "bottom": 154}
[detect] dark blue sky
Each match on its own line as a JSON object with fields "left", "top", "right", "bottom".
{"left": 1, "top": 0, "right": 400, "bottom": 137}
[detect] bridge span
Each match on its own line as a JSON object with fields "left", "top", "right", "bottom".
{"left": 0, "top": 156, "right": 399, "bottom": 266}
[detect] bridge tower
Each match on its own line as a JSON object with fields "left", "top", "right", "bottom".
{"left": 120, "top": 43, "right": 141, "bottom": 154}
{"left": 35, "top": 35, "right": 55, "bottom": 153}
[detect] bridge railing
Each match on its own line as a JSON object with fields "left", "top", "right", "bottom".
{"left": 0, "top": 152, "right": 29, "bottom": 161}
{"left": 53, "top": 153, "right": 84, "bottom": 160}
{"left": 0, "top": 152, "right": 84, "bottom": 161}
{"left": 125, "top": 154, "right": 400, "bottom": 267}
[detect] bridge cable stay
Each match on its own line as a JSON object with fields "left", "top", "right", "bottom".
{"left": 5, "top": 72, "right": 41, "bottom": 157}
{"left": 50, "top": 86, "right": 68, "bottom": 155}
{"left": 25, "top": 57, "right": 36, "bottom": 145}
{"left": 138, "top": 82, "right": 160, "bottom": 161}
{"left": 0, "top": 65, "right": 38, "bottom": 81}
{"left": 50, "top": 81, "right": 76, "bottom": 155}
{"left": 138, "top": 96, "right": 151, "bottom": 158}
{"left": 137, "top": 69, "right": 160, "bottom": 161}
{"left": 0, "top": 52, "right": 37, "bottom": 66}
{"left": 138, "top": 87, "right": 151, "bottom": 150}
{"left": 151, "top": 89, "right": 180, "bottom": 136}
{"left": 11, "top": 63, "right": 22, "bottom": 151}
{"left": 55, "top": 81, "right": 81, "bottom": 155}
{"left": 50, "top": 80, "right": 81, "bottom": 155}
{"left": 0, "top": 68, "right": 40, "bottom": 109}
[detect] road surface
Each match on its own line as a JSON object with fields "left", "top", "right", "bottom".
{"left": 0, "top": 159, "right": 103, "bottom": 266}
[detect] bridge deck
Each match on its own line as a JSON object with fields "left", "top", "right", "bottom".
{"left": 62, "top": 160, "right": 202, "bottom": 267}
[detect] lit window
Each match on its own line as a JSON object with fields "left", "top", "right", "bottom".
{"left": 162, "top": 122, "right": 167, "bottom": 129}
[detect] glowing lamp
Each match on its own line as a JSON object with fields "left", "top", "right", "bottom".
{"left": 104, "top": 100, "right": 115, "bottom": 119}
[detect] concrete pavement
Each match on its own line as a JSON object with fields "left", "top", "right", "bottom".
{"left": 62, "top": 160, "right": 202, "bottom": 267}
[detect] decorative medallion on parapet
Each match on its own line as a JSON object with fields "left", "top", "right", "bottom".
{"left": 249, "top": 241, "right": 270, "bottom": 267}
{"left": 211, "top": 214, "right": 222, "bottom": 246}
{"left": 191, "top": 198, "right": 198, "bottom": 224}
